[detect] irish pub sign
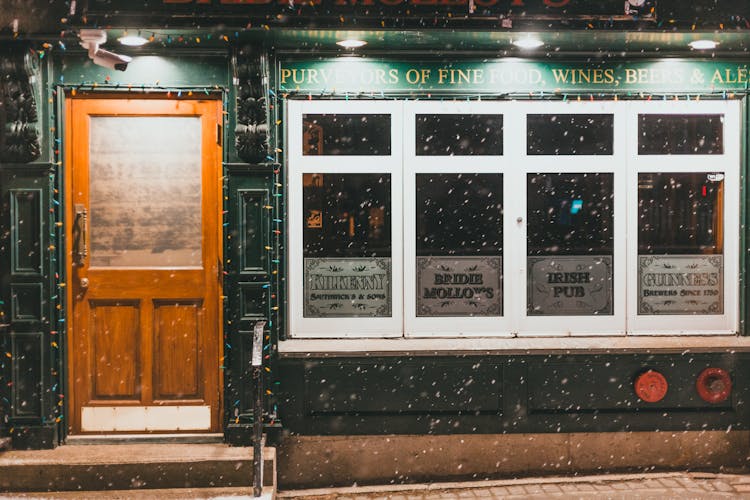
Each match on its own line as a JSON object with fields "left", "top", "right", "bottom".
{"left": 279, "top": 60, "right": 750, "bottom": 94}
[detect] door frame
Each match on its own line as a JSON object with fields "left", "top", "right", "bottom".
{"left": 63, "top": 92, "right": 225, "bottom": 434}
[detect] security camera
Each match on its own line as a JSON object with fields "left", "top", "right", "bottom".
{"left": 91, "top": 48, "right": 132, "bottom": 72}
{"left": 79, "top": 29, "right": 132, "bottom": 72}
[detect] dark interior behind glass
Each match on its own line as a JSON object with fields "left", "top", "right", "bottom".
{"left": 302, "top": 114, "right": 391, "bottom": 155}
{"left": 527, "top": 173, "right": 614, "bottom": 256}
{"left": 416, "top": 173, "right": 503, "bottom": 256}
{"left": 638, "top": 114, "right": 723, "bottom": 155}
{"left": 527, "top": 114, "right": 614, "bottom": 155}
{"left": 416, "top": 114, "right": 503, "bottom": 156}
{"left": 638, "top": 172, "right": 724, "bottom": 254}
{"left": 303, "top": 173, "right": 391, "bottom": 257}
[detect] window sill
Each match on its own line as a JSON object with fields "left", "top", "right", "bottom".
{"left": 278, "top": 335, "right": 750, "bottom": 357}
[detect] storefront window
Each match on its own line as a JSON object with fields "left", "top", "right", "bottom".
{"left": 303, "top": 114, "right": 391, "bottom": 155}
{"left": 637, "top": 172, "right": 724, "bottom": 315}
{"left": 527, "top": 114, "right": 614, "bottom": 155}
{"left": 527, "top": 173, "right": 614, "bottom": 316}
{"left": 638, "top": 114, "right": 723, "bottom": 155}
{"left": 289, "top": 100, "right": 739, "bottom": 338}
{"left": 415, "top": 173, "right": 503, "bottom": 317}
{"left": 302, "top": 173, "right": 392, "bottom": 317}
{"left": 415, "top": 114, "right": 503, "bottom": 156}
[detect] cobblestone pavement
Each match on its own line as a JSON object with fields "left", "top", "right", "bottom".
{"left": 277, "top": 472, "right": 750, "bottom": 499}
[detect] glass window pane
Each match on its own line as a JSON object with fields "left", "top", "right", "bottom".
{"left": 302, "top": 114, "right": 391, "bottom": 155}
{"left": 89, "top": 116, "right": 202, "bottom": 267}
{"left": 638, "top": 173, "right": 723, "bottom": 255}
{"left": 302, "top": 173, "right": 391, "bottom": 317}
{"left": 527, "top": 173, "right": 614, "bottom": 316}
{"left": 638, "top": 114, "right": 723, "bottom": 155}
{"left": 416, "top": 114, "right": 503, "bottom": 156}
{"left": 637, "top": 172, "right": 724, "bottom": 315}
{"left": 415, "top": 173, "right": 503, "bottom": 317}
{"left": 527, "top": 114, "right": 614, "bottom": 155}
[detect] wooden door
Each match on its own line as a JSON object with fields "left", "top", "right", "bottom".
{"left": 66, "top": 97, "right": 222, "bottom": 433}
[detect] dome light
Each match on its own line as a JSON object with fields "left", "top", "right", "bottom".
{"left": 512, "top": 37, "right": 544, "bottom": 49}
{"left": 118, "top": 35, "right": 149, "bottom": 47}
{"left": 337, "top": 39, "right": 367, "bottom": 49}
{"left": 689, "top": 40, "right": 718, "bottom": 50}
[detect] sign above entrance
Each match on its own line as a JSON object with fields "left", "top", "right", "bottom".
{"left": 279, "top": 59, "right": 750, "bottom": 94}
{"left": 90, "top": 0, "right": 654, "bottom": 20}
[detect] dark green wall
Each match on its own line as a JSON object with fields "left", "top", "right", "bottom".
{"left": 278, "top": 353, "right": 749, "bottom": 435}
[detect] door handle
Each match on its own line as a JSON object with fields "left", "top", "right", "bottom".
{"left": 74, "top": 204, "right": 88, "bottom": 265}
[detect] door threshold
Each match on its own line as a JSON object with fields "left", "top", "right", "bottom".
{"left": 65, "top": 433, "right": 224, "bottom": 445}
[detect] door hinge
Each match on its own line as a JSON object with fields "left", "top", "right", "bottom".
{"left": 216, "top": 123, "right": 223, "bottom": 146}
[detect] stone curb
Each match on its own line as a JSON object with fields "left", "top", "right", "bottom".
{"left": 277, "top": 472, "right": 749, "bottom": 498}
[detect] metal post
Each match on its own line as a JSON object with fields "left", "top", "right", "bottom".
{"left": 251, "top": 320, "right": 266, "bottom": 498}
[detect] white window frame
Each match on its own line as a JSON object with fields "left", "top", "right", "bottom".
{"left": 403, "top": 101, "right": 513, "bottom": 337}
{"left": 625, "top": 100, "right": 740, "bottom": 335}
{"left": 286, "top": 98, "right": 740, "bottom": 340}
{"left": 287, "top": 100, "right": 404, "bottom": 338}
{"left": 514, "top": 101, "right": 628, "bottom": 336}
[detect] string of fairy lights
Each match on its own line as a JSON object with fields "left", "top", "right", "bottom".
{"left": 50, "top": 86, "right": 64, "bottom": 430}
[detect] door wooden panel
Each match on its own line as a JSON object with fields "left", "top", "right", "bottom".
{"left": 90, "top": 301, "right": 140, "bottom": 400}
{"left": 153, "top": 301, "right": 201, "bottom": 400}
{"left": 66, "top": 97, "right": 222, "bottom": 433}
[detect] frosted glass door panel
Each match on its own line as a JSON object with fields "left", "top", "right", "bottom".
{"left": 89, "top": 116, "right": 202, "bottom": 267}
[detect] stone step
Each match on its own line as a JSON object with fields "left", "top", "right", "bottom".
{"left": 4, "top": 486, "right": 274, "bottom": 499}
{"left": 0, "top": 444, "right": 275, "bottom": 493}
{"left": 5, "top": 486, "right": 277, "bottom": 500}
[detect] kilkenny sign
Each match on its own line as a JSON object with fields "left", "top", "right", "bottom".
{"left": 279, "top": 60, "right": 750, "bottom": 93}
{"left": 417, "top": 256, "right": 502, "bottom": 316}
{"left": 527, "top": 256, "right": 613, "bottom": 316}
{"left": 638, "top": 255, "right": 723, "bottom": 315}
{"left": 304, "top": 257, "right": 391, "bottom": 317}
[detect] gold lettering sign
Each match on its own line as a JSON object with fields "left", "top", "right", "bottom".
{"left": 279, "top": 61, "right": 748, "bottom": 93}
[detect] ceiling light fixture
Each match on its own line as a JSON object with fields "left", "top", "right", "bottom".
{"left": 689, "top": 40, "right": 718, "bottom": 50}
{"left": 337, "top": 39, "right": 367, "bottom": 49}
{"left": 118, "top": 35, "right": 149, "bottom": 47}
{"left": 512, "top": 37, "right": 544, "bottom": 49}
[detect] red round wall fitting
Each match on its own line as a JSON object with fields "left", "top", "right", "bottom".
{"left": 696, "top": 367, "right": 732, "bottom": 404}
{"left": 634, "top": 370, "right": 668, "bottom": 403}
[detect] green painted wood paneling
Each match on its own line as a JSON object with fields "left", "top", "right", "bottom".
{"left": 10, "top": 332, "right": 44, "bottom": 420}
{"left": 305, "top": 360, "right": 503, "bottom": 414}
{"left": 0, "top": 164, "right": 58, "bottom": 446}
{"left": 278, "top": 353, "right": 749, "bottom": 435}
{"left": 10, "top": 283, "right": 43, "bottom": 323}
{"left": 239, "top": 189, "right": 270, "bottom": 275}
{"left": 224, "top": 165, "right": 277, "bottom": 443}
{"left": 9, "top": 189, "right": 43, "bottom": 275}
{"left": 56, "top": 53, "right": 230, "bottom": 90}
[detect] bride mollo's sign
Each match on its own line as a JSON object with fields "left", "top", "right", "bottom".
{"left": 638, "top": 255, "right": 723, "bottom": 315}
{"left": 417, "top": 256, "right": 502, "bottom": 316}
{"left": 304, "top": 257, "right": 391, "bottom": 317}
